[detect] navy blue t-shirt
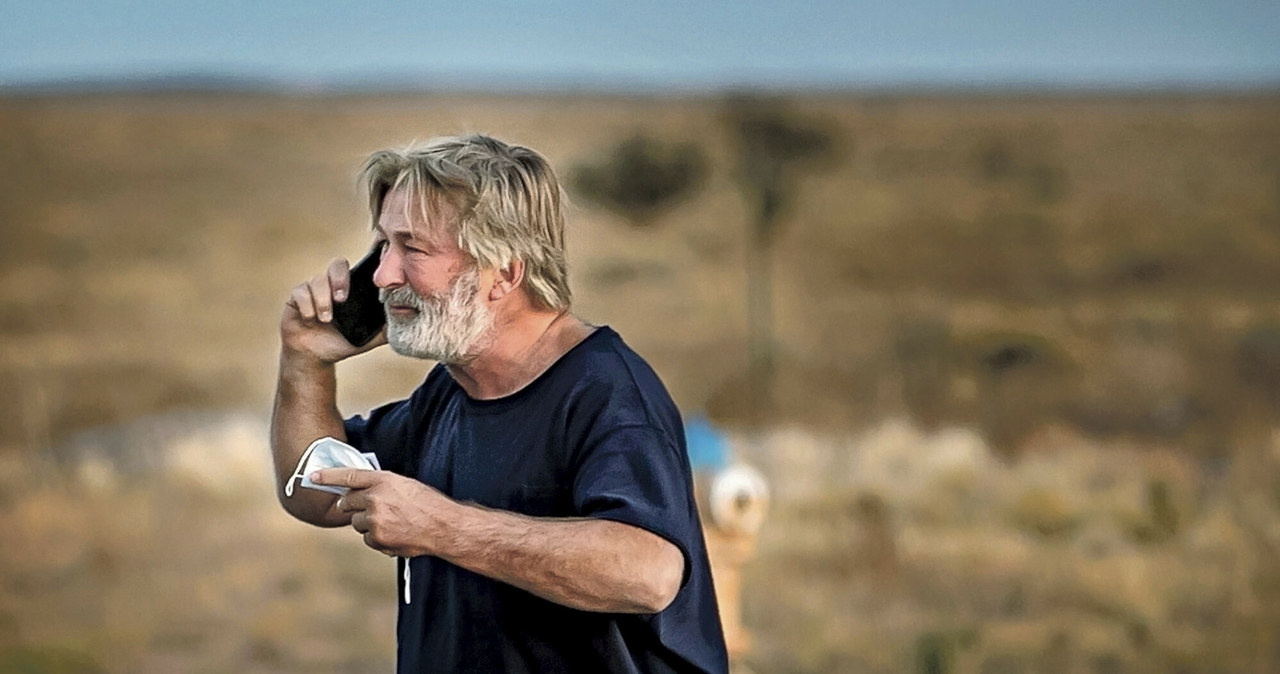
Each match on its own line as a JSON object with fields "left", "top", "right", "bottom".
{"left": 343, "top": 326, "right": 729, "bottom": 674}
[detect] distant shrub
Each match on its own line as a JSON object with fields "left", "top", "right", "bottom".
{"left": 915, "top": 631, "right": 954, "bottom": 674}
{"left": 960, "top": 330, "right": 1076, "bottom": 456}
{"left": 0, "top": 648, "right": 103, "bottom": 674}
{"left": 569, "top": 135, "right": 708, "bottom": 226}
{"left": 965, "top": 332, "right": 1072, "bottom": 376}
{"left": 971, "top": 135, "right": 1069, "bottom": 204}
{"left": 975, "top": 139, "right": 1015, "bottom": 181}
{"left": 1148, "top": 479, "right": 1181, "bottom": 541}
{"left": 1011, "top": 487, "right": 1081, "bottom": 538}
{"left": 1119, "top": 478, "right": 1183, "bottom": 545}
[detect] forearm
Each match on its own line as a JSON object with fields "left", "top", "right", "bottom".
{"left": 316, "top": 459, "right": 686, "bottom": 612}
{"left": 270, "top": 350, "right": 348, "bottom": 526}
{"left": 432, "top": 503, "right": 684, "bottom": 614}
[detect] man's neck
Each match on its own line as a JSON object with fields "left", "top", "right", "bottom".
{"left": 446, "top": 309, "right": 594, "bottom": 400}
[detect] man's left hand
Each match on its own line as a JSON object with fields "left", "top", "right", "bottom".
{"left": 310, "top": 468, "right": 454, "bottom": 557}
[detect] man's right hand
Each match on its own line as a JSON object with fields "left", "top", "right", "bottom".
{"left": 280, "top": 257, "right": 388, "bottom": 364}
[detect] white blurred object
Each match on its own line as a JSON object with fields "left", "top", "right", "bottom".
{"left": 286, "top": 436, "right": 381, "bottom": 497}
{"left": 53, "top": 410, "right": 274, "bottom": 495}
{"left": 167, "top": 413, "right": 272, "bottom": 494}
{"left": 709, "top": 464, "right": 770, "bottom": 536}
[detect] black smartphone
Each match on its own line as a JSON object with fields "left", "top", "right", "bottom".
{"left": 332, "top": 246, "right": 386, "bottom": 347}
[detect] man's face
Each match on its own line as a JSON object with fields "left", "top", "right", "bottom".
{"left": 373, "top": 187, "right": 494, "bottom": 363}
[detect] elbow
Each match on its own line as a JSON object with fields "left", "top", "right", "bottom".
{"left": 275, "top": 490, "right": 313, "bottom": 524}
{"left": 642, "top": 574, "right": 680, "bottom": 614}
{"left": 632, "top": 546, "right": 684, "bottom": 614}
{"left": 568, "top": 521, "right": 686, "bottom": 614}
{"left": 275, "top": 485, "right": 346, "bottom": 528}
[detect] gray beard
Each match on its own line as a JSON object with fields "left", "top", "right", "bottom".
{"left": 379, "top": 269, "right": 493, "bottom": 363}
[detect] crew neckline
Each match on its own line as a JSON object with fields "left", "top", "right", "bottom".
{"left": 453, "top": 325, "right": 612, "bottom": 412}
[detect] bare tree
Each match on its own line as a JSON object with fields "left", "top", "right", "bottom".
{"left": 722, "top": 97, "right": 839, "bottom": 410}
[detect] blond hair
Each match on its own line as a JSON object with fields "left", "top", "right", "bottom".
{"left": 360, "top": 134, "right": 571, "bottom": 311}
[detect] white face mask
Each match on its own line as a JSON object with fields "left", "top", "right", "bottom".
{"left": 285, "top": 436, "right": 381, "bottom": 497}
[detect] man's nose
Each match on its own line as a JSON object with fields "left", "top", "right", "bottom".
{"left": 372, "top": 249, "right": 403, "bottom": 289}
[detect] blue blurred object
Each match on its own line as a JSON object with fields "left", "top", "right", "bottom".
{"left": 684, "top": 415, "right": 730, "bottom": 472}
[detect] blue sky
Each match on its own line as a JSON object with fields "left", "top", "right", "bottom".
{"left": 3, "top": 0, "right": 1277, "bottom": 90}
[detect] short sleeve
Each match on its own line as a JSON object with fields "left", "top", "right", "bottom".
{"left": 572, "top": 424, "right": 699, "bottom": 587}
{"left": 344, "top": 399, "right": 413, "bottom": 476}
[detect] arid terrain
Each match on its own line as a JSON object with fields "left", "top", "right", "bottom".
{"left": 1, "top": 90, "right": 1279, "bottom": 673}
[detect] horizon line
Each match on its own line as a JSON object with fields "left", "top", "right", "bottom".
{"left": 2, "top": 69, "right": 1278, "bottom": 98}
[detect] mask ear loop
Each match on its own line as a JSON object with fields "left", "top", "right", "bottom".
{"left": 402, "top": 557, "right": 411, "bottom": 604}
{"left": 284, "top": 440, "right": 322, "bottom": 498}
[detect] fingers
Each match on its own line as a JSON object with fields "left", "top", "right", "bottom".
{"left": 334, "top": 493, "right": 355, "bottom": 513}
{"left": 328, "top": 257, "right": 351, "bottom": 304}
{"left": 353, "top": 509, "right": 395, "bottom": 556}
{"left": 288, "top": 258, "right": 349, "bottom": 324}
{"left": 288, "top": 284, "right": 317, "bottom": 321}
{"left": 334, "top": 489, "right": 375, "bottom": 515}
{"left": 363, "top": 531, "right": 395, "bottom": 556}
{"left": 306, "top": 264, "right": 338, "bottom": 323}
{"left": 311, "top": 467, "right": 381, "bottom": 490}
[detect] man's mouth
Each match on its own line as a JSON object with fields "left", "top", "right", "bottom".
{"left": 387, "top": 304, "right": 419, "bottom": 317}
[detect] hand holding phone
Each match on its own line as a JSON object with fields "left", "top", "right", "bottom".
{"left": 332, "top": 246, "right": 387, "bottom": 347}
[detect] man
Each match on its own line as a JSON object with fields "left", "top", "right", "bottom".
{"left": 270, "top": 134, "right": 729, "bottom": 673}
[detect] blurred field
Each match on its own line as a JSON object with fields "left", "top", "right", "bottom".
{"left": 1, "top": 90, "right": 1279, "bottom": 672}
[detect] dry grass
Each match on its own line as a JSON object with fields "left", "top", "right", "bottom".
{"left": 0, "top": 453, "right": 396, "bottom": 672}
{"left": 736, "top": 422, "right": 1280, "bottom": 673}
{"left": 1, "top": 90, "right": 1279, "bottom": 671}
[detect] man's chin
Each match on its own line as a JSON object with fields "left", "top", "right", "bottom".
{"left": 386, "top": 329, "right": 459, "bottom": 363}
{"left": 385, "top": 326, "right": 433, "bottom": 360}
{"left": 387, "top": 343, "right": 428, "bottom": 360}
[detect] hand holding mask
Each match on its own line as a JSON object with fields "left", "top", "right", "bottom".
{"left": 285, "top": 436, "right": 381, "bottom": 497}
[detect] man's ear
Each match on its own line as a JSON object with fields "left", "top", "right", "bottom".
{"left": 489, "top": 260, "right": 526, "bottom": 301}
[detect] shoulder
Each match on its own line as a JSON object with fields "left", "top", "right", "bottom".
{"left": 552, "top": 327, "right": 684, "bottom": 444}
{"left": 561, "top": 327, "right": 667, "bottom": 399}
